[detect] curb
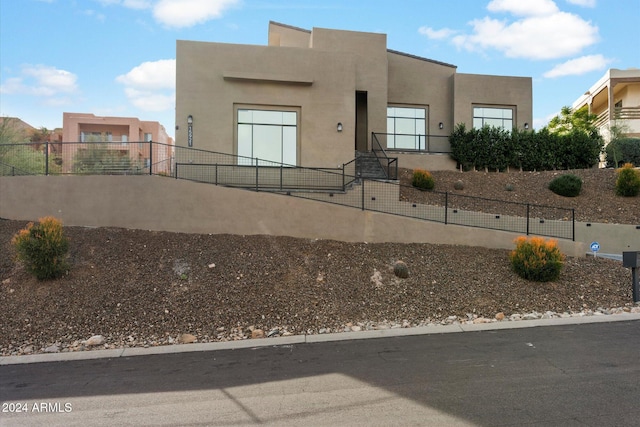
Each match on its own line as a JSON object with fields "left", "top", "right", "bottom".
{"left": 3, "top": 313, "right": 640, "bottom": 366}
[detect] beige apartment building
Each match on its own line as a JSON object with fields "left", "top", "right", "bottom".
{"left": 571, "top": 68, "right": 640, "bottom": 141}
{"left": 175, "top": 21, "right": 532, "bottom": 172}
{"left": 60, "top": 113, "right": 174, "bottom": 174}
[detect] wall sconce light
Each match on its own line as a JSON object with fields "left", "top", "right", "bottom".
{"left": 187, "top": 115, "right": 193, "bottom": 147}
{"left": 524, "top": 122, "right": 529, "bottom": 130}
{"left": 337, "top": 122, "right": 343, "bottom": 132}
{"left": 439, "top": 122, "right": 444, "bottom": 130}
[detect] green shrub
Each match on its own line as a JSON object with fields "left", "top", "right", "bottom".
{"left": 454, "top": 180, "right": 464, "bottom": 190}
{"left": 510, "top": 236, "right": 564, "bottom": 282}
{"left": 548, "top": 174, "right": 582, "bottom": 197}
{"left": 606, "top": 138, "right": 640, "bottom": 168}
{"left": 11, "top": 216, "right": 69, "bottom": 280}
{"left": 412, "top": 169, "right": 435, "bottom": 190}
{"left": 615, "top": 163, "right": 640, "bottom": 197}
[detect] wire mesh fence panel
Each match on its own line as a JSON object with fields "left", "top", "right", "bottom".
{"left": 1, "top": 141, "right": 575, "bottom": 240}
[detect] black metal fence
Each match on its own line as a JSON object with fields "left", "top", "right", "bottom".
{"left": 1, "top": 141, "right": 575, "bottom": 240}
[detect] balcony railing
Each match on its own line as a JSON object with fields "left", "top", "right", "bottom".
{"left": 594, "top": 106, "right": 640, "bottom": 129}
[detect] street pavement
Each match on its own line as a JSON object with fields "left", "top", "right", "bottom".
{"left": 1, "top": 316, "right": 640, "bottom": 426}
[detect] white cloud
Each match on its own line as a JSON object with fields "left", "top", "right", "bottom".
{"left": 95, "top": 0, "right": 151, "bottom": 8}
{"left": 566, "top": 0, "right": 596, "bottom": 7}
{"left": 0, "top": 65, "right": 78, "bottom": 97}
{"left": 116, "top": 59, "right": 175, "bottom": 112}
{"left": 487, "top": 0, "right": 559, "bottom": 16}
{"left": 153, "top": 0, "right": 239, "bottom": 28}
{"left": 451, "top": 3, "right": 599, "bottom": 60}
{"left": 418, "top": 26, "right": 456, "bottom": 40}
{"left": 543, "top": 54, "right": 610, "bottom": 78}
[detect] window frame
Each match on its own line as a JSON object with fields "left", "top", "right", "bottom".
{"left": 235, "top": 105, "right": 300, "bottom": 166}
{"left": 386, "top": 105, "right": 428, "bottom": 151}
{"left": 472, "top": 105, "right": 515, "bottom": 130}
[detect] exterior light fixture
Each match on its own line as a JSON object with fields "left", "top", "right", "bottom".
{"left": 439, "top": 122, "right": 444, "bottom": 130}
{"left": 524, "top": 122, "right": 529, "bottom": 130}
{"left": 187, "top": 115, "right": 193, "bottom": 147}
{"left": 337, "top": 122, "right": 343, "bottom": 132}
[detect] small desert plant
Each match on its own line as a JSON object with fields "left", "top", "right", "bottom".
{"left": 412, "top": 169, "right": 435, "bottom": 190}
{"left": 548, "top": 174, "right": 582, "bottom": 197}
{"left": 393, "top": 260, "right": 409, "bottom": 279}
{"left": 615, "top": 163, "right": 640, "bottom": 197}
{"left": 505, "top": 183, "right": 514, "bottom": 192}
{"left": 510, "top": 236, "right": 565, "bottom": 282}
{"left": 11, "top": 216, "right": 69, "bottom": 280}
{"left": 453, "top": 180, "right": 464, "bottom": 190}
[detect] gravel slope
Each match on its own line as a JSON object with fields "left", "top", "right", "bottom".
{"left": 1, "top": 168, "right": 639, "bottom": 356}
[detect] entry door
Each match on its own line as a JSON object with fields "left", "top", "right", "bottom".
{"left": 355, "top": 91, "right": 368, "bottom": 151}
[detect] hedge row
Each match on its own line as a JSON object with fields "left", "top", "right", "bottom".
{"left": 449, "top": 124, "right": 604, "bottom": 171}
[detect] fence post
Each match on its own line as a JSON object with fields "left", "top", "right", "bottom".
{"left": 280, "top": 164, "right": 283, "bottom": 191}
{"left": 444, "top": 192, "right": 448, "bottom": 224}
{"left": 175, "top": 163, "right": 178, "bottom": 179}
{"left": 572, "top": 208, "right": 575, "bottom": 241}
{"left": 149, "top": 140, "right": 153, "bottom": 176}
{"left": 255, "top": 159, "right": 259, "bottom": 192}
{"left": 215, "top": 164, "right": 218, "bottom": 186}
{"left": 526, "top": 204, "right": 530, "bottom": 235}
{"left": 361, "top": 179, "right": 365, "bottom": 211}
{"left": 45, "top": 141, "right": 49, "bottom": 176}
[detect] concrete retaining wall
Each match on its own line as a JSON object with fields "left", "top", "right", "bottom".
{"left": 0, "top": 175, "right": 592, "bottom": 257}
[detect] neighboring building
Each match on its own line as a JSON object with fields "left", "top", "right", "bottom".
{"left": 0, "top": 117, "right": 37, "bottom": 141}
{"left": 572, "top": 68, "right": 640, "bottom": 141}
{"left": 61, "top": 113, "right": 174, "bottom": 174}
{"left": 175, "top": 21, "right": 532, "bottom": 172}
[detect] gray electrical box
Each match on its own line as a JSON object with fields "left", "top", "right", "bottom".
{"left": 623, "top": 251, "right": 640, "bottom": 268}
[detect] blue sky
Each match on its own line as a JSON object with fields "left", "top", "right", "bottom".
{"left": 1, "top": 0, "right": 639, "bottom": 138}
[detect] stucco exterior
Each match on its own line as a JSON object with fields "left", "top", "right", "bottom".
{"left": 572, "top": 68, "right": 640, "bottom": 141}
{"left": 176, "top": 21, "right": 532, "bottom": 171}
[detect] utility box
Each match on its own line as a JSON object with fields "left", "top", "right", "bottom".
{"left": 623, "top": 251, "right": 640, "bottom": 268}
{"left": 623, "top": 252, "right": 640, "bottom": 303}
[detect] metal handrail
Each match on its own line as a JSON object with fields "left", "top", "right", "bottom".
{"left": 371, "top": 132, "right": 398, "bottom": 180}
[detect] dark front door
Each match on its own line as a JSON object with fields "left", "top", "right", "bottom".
{"left": 355, "top": 91, "right": 368, "bottom": 151}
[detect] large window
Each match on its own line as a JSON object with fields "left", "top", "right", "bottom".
{"left": 473, "top": 106, "right": 514, "bottom": 129}
{"left": 237, "top": 109, "right": 297, "bottom": 165}
{"left": 387, "top": 106, "right": 426, "bottom": 150}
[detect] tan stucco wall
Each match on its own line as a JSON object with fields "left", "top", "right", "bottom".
{"left": 176, "top": 40, "right": 356, "bottom": 168}
{"left": 387, "top": 52, "right": 456, "bottom": 136}
{"left": 1, "top": 176, "right": 586, "bottom": 257}
{"left": 453, "top": 73, "right": 533, "bottom": 129}
{"left": 393, "top": 153, "right": 457, "bottom": 171}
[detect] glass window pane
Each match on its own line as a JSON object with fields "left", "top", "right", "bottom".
{"left": 416, "top": 119, "right": 426, "bottom": 135}
{"left": 387, "top": 118, "right": 394, "bottom": 134}
{"left": 238, "top": 110, "right": 252, "bottom": 123}
{"left": 253, "top": 125, "right": 282, "bottom": 162}
{"left": 415, "top": 108, "right": 426, "bottom": 119}
{"left": 282, "top": 112, "right": 297, "bottom": 126}
{"left": 485, "top": 118, "right": 503, "bottom": 127}
{"left": 473, "top": 118, "right": 484, "bottom": 128}
{"left": 503, "top": 109, "right": 513, "bottom": 119}
{"left": 237, "top": 124, "right": 253, "bottom": 160}
{"left": 473, "top": 108, "right": 483, "bottom": 118}
{"left": 395, "top": 135, "right": 415, "bottom": 149}
{"left": 387, "top": 107, "right": 396, "bottom": 116}
{"left": 282, "top": 127, "right": 296, "bottom": 165}
{"left": 485, "top": 109, "right": 503, "bottom": 118}
{"left": 395, "top": 118, "right": 415, "bottom": 135}
{"left": 253, "top": 110, "right": 283, "bottom": 125}
{"left": 504, "top": 119, "right": 513, "bottom": 129}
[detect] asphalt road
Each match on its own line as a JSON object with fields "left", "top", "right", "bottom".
{"left": 2, "top": 320, "right": 640, "bottom": 426}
